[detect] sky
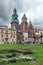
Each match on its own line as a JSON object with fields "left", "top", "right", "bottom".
{"left": 0, "top": 0, "right": 43, "bottom": 29}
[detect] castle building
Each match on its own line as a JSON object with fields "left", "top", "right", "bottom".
{"left": 0, "top": 8, "right": 42, "bottom": 44}
{"left": 34, "top": 29, "right": 43, "bottom": 43}
{"left": 0, "top": 26, "right": 17, "bottom": 44}
{"left": 21, "top": 14, "right": 28, "bottom": 43}
{"left": 11, "top": 8, "right": 35, "bottom": 43}
{"left": 11, "top": 8, "right": 23, "bottom": 43}
{"left": 28, "top": 20, "right": 34, "bottom": 43}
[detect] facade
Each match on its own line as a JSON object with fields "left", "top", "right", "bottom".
{"left": 11, "top": 8, "right": 23, "bottom": 44}
{"left": 0, "top": 8, "right": 43, "bottom": 44}
{"left": 28, "top": 20, "right": 34, "bottom": 43}
{"left": 21, "top": 14, "right": 28, "bottom": 43}
{"left": 0, "top": 26, "right": 17, "bottom": 44}
{"left": 34, "top": 29, "right": 43, "bottom": 43}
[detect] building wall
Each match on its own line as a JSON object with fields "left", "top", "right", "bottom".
{"left": 0, "top": 28, "right": 17, "bottom": 44}
{"left": 11, "top": 23, "right": 15, "bottom": 29}
{"left": 28, "top": 37, "right": 34, "bottom": 43}
{"left": 21, "top": 22, "right": 28, "bottom": 33}
{"left": 40, "top": 31, "right": 43, "bottom": 43}
{"left": 34, "top": 30, "right": 42, "bottom": 43}
{"left": 23, "top": 33, "right": 28, "bottom": 42}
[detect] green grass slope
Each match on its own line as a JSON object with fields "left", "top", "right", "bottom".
{"left": 0, "top": 44, "right": 43, "bottom": 65}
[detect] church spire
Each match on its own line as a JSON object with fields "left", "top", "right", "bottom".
{"left": 29, "top": 18, "right": 31, "bottom": 25}
{"left": 29, "top": 18, "right": 33, "bottom": 29}
{"left": 22, "top": 14, "right": 27, "bottom": 23}
{"left": 11, "top": 8, "right": 19, "bottom": 24}
{"left": 22, "top": 14, "right": 27, "bottom": 19}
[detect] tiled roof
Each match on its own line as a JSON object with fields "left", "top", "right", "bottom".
{"left": 15, "top": 24, "right": 21, "bottom": 30}
{"left": 22, "top": 14, "right": 27, "bottom": 19}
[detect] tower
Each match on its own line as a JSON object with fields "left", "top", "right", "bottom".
{"left": 21, "top": 14, "right": 28, "bottom": 43}
{"left": 11, "top": 8, "right": 19, "bottom": 29}
{"left": 11, "top": 8, "right": 23, "bottom": 43}
{"left": 21, "top": 14, "right": 28, "bottom": 33}
{"left": 28, "top": 19, "right": 34, "bottom": 43}
{"left": 28, "top": 19, "right": 34, "bottom": 36}
{"left": 29, "top": 19, "right": 33, "bottom": 30}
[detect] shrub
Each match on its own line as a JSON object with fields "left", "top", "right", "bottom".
{"left": 23, "top": 51, "right": 33, "bottom": 55}
{"left": 7, "top": 55, "right": 12, "bottom": 58}
{"left": 9, "top": 50, "right": 21, "bottom": 53}
{"left": 12, "top": 53, "right": 16, "bottom": 57}
{"left": 9, "top": 58, "right": 17, "bottom": 63}
{"left": 0, "top": 56, "right": 4, "bottom": 58}
{"left": 7, "top": 53, "right": 16, "bottom": 58}
{"left": 9, "top": 50, "right": 14, "bottom": 53}
{"left": 22, "top": 48, "right": 34, "bottom": 55}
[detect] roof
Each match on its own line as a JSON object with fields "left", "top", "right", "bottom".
{"left": 0, "top": 25, "right": 16, "bottom": 31}
{"left": 22, "top": 14, "right": 27, "bottom": 19}
{"left": 15, "top": 24, "right": 21, "bottom": 30}
{"left": 28, "top": 23, "right": 33, "bottom": 29}
{"left": 11, "top": 21, "right": 19, "bottom": 24}
{"left": 35, "top": 32, "right": 40, "bottom": 36}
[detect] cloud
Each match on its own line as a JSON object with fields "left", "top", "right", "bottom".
{"left": 0, "top": 0, "right": 43, "bottom": 29}
{"left": 0, "top": 0, "right": 23, "bottom": 25}
{"left": 24, "top": 1, "right": 43, "bottom": 29}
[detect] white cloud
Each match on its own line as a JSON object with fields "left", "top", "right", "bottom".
{"left": 17, "top": 0, "right": 43, "bottom": 29}
{"left": 0, "top": 0, "right": 43, "bottom": 29}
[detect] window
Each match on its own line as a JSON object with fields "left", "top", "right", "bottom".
{"left": 2, "top": 30, "right": 3, "bottom": 33}
{"left": 28, "top": 30, "right": 32, "bottom": 35}
{"left": 5, "top": 38, "right": 8, "bottom": 40}
{"left": 6, "top": 35, "right": 8, "bottom": 37}
{"left": 14, "top": 35, "right": 15, "bottom": 37}
{"left": 1, "top": 34, "right": 3, "bottom": 37}
{"left": 25, "top": 37, "right": 27, "bottom": 40}
{"left": 2, "top": 39, "right": 4, "bottom": 42}
{"left": 15, "top": 17, "right": 17, "bottom": 19}
{"left": 11, "top": 35, "right": 12, "bottom": 37}
{"left": 6, "top": 30, "right": 8, "bottom": 34}
{"left": 25, "top": 27, "right": 27, "bottom": 30}
{"left": 12, "top": 39, "right": 14, "bottom": 42}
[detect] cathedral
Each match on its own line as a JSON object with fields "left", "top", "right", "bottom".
{"left": 0, "top": 8, "right": 42, "bottom": 44}
{"left": 11, "top": 8, "right": 34, "bottom": 44}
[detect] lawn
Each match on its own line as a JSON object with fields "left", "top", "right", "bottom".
{"left": 4, "top": 61, "right": 35, "bottom": 65}
{"left": 0, "top": 44, "right": 43, "bottom": 65}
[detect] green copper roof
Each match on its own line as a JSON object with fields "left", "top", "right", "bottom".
{"left": 11, "top": 8, "right": 19, "bottom": 23}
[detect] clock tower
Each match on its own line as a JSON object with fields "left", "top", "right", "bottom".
{"left": 21, "top": 14, "right": 28, "bottom": 43}
{"left": 11, "top": 8, "right": 19, "bottom": 29}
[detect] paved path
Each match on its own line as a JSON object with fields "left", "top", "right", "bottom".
{"left": 31, "top": 61, "right": 40, "bottom": 65}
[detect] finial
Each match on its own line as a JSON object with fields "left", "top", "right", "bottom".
{"left": 29, "top": 18, "right": 31, "bottom": 24}
{"left": 13, "top": 8, "right": 17, "bottom": 14}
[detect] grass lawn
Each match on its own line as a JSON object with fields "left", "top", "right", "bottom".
{"left": 4, "top": 61, "right": 35, "bottom": 65}
{"left": 0, "top": 44, "right": 43, "bottom": 65}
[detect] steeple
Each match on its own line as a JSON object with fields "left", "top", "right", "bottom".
{"left": 22, "top": 14, "right": 27, "bottom": 19}
{"left": 22, "top": 14, "right": 27, "bottom": 23}
{"left": 29, "top": 18, "right": 32, "bottom": 25}
{"left": 21, "top": 14, "right": 28, "bottom": 33}
{"left": 29, "top": 19, "right": 33, "bottom": 29}
{"left": 11, "top": 8, "right": 19, "bottom": 29}
{"left": 11, "top": 8, "right": 19, "bottom": 24}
